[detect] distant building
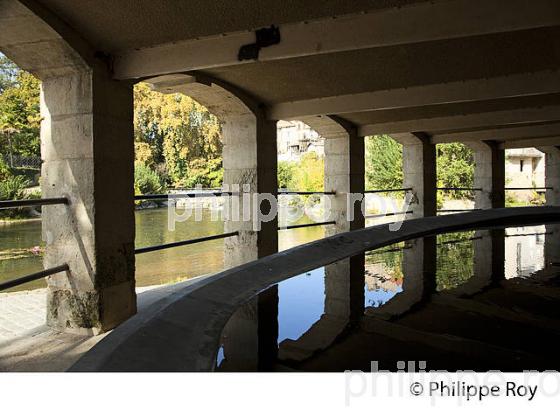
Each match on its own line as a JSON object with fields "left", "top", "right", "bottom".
{"left": 277, "top": 121, "right": 324, "bottom": 162}
{"left": 505, "top": 148, "right": 545, "bottom": 201}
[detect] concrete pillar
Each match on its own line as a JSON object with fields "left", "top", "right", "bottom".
{"left": 469, "top": 141, "right": 505, "bottom": 209}
{"left": 41, "top": 69, "right": 136, "bottom": 334}
{"left": 323, "top": 120, "right": 365, "bottom": 322}
{"left": 222, "top": 114, "right": 278, "bottom": 267}
{"left": 538, "top": 146, "right": 560, "bottom": 266}
{"left": 393, "top": 132, "right": 437, "bottom": 218}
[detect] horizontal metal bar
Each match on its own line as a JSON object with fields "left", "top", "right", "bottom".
{"left": 0, "top": 197, "right": 68, "bottom": 210}
{"left": 437, "top": 187, "right": 482, "bottom": 191}
{"left": 505, "top": 187, "right": 552, "bottom": 190}
{"left": 0, "top": 264, "right": 69, "bottom": 292}
{"left": 135, "top": 231, "right": 239, "bottom": 254}
{"left": 364, "top": 188, "right": 412, "bottom": 193}
{"left": 135, "top": 192, "right": 234, "bottom": 201}
{"left": 437, "top": 209, "right": 481, "bottom": 213}
{"left": 367, "top": 245, "right": 412, "bottom": 255}
{"left": 437, "top": 235, "right": 483, "bottom": 246}
{"left": 365, "top": 211, "right": 413, "bottom": 218}
{"left": 505, "top": 232, "right": 551, "bottom": 238}
{"left": 278, "top": 221, "right": 336, "bottom": 230}
{"left": 278, "top": 191, "right": 336, "bottom": 195}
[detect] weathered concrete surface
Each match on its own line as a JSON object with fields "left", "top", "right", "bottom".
{"left": 40, "top": 68, "right": 136, "bottom": 334}
{"left": 0, "top": 281, "right": 206, "bottom": 371}
{"left": 71, "top": 207, "right": 560, "bottom": 372}
{"left": 393, "top": 132, "right": 437, "bottom": 218}
{"left": 468, "top": 141, "right": 505, "bottom": 209}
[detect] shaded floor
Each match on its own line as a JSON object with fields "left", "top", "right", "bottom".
{"left": 0, "top": 280, "right": 203, "bottom": 371}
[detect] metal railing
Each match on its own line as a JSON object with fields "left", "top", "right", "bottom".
{"left": 364, "top": 188, "right": 412, "bottom": 194}
{"left": 505, "top": 187, "right": 551, "bottom": 191}
{"left": 135, "top": 231, "right": 239, "bottom": 255}
{"left": 278, "top": 191, "right": 336, "bottom": 195}
{"left": 365, "top": 211, "right": 413, "bottom": 219}
{"left": 0, "top": 197, "right": 68, "bottom": 210}
{"left": 0, "top": 265, "right": 69, "bottom": 292}
{"left": 279, "top": 221, "right": 336, "bottom": 230}
{"left": 135, "top": 192, "right": 234, "bottom": 201}
{"left": 437, "top": 187, "right": 482, "bottom": 191}
{"left": 437, "top": 208, "right": 481, "bottom": 213}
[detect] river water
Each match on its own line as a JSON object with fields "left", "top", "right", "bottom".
{"left": 0, "top": 208, "right": 548, "bottom": 293}
{"left": 0, "top": 208, "right": 326, "bottom": 292}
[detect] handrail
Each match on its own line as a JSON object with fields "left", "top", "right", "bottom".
{"left": 0, "top": 264, "right": 69, "bottom": 292}
{"left": 366, "top": 211, "right": 413, "bottom": 218}
{"left": 0, "top": 197, "right": 68, "bottom": 210}
{"left": 278, "top": 221, "right": 336, "bottom": 230}
{"left": 437, "top": 209, "right": 481, "bottom": 213}
{"left": 505, "top": 187, "right": 552, "bottom": 191}
{"left": 135, "top": 192, "right": 233, "bottom": 201}
{"left": 71, "top": 206, "right": 560, "bottom": 371}
{"left": 364, "top": 188, "right": 412, "bottom": 193}
{"left": 278, "top": 191, "right": 336, "bottom": 195}
{"left": 437, "top": 187, "right": 482, "bottom": 191}
{"left": 135, "top": 231, "right": 239, "bottom": 254}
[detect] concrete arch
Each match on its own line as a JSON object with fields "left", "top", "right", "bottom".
{"left": 0, "top": 0, "right": 93, "bottom": 79}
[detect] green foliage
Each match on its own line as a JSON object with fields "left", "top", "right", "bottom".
{"left": 0, "top": 59, "right": 41, "bottom": 158}
{"left": 134, "top": 83, "right": 223, "bottom": 188}
{"left": 0, "top": 156, "right": 10, "bottom": 180}
{"left": 178, "top": 157, "right": 223, "bottom": 188}
{"left": 278, "top": 160, "right": 296, "bottom": 189}
{"left": 134, "top": 163, "right": 164, "bottom": 195}
{"left": 293, "top": 152, "right": 324, "bottom": 192}
{"left": 436, "top": 143, "right": 474, "bottom": 199}
{"left": 365, "top": 135, "right": 403, "bottom": 191}
{"left": 436, "top": 231, "right": 475, "bottom": 291}
{"left": 0, "top": 174, "right": 31, "bottom": 219}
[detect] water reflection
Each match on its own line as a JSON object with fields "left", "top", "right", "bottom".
{"left": 0, "top": 208, "right": 326, "bottom": 291}
{"left": 217, "top": 224, "right": 560, "bottom": 372}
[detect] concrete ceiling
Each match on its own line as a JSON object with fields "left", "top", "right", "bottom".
{"left": 7, "top": 0, "right": 560, "bottom": 148}
{"left": 34, "top": 0, "right": 427, "bottom": 52}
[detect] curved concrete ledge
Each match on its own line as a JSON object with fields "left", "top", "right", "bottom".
{"left": 71, "top": 207, "right": 560, "bottom": 371}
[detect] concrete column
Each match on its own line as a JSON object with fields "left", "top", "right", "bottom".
{"left": 469, "top": 141, "right": 505, "bottom": 209}
{"left": 538, "top": 146, "right": 560, "bottom": 266}
{"left": 394, "top": 132, "right": 437, "bottom": 218}
{"left": 41, "top": 69, "right": 136, "bottom": 334}
{"left": 222, "top": 114, "right": 278, "bottom": 267}
{"left": 324, "top": 121, "right": 365, "bottom": 322}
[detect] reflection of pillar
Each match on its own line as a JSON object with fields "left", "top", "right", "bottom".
{"left": 219, "top": 286, "right": 278, "bottom": 371}
{"left": 371, "top": 237, "right": 437, "bottom": 318}
{"left": 42, "top": 69, "right": 136, "bottom": 334}
{"left": 323, "top": 119, "right": 365, "bottom": 320}
{"left": 468, "top": 141, "right": 505, "bottom": 209}
{"left": 393, "top": 132, "right": 436, "bottom": 218}
{"left": 277, "top": 118, "right": 365, "bottom": 363}
{"left": 539, "top": 147, "right": 560, "bottom": 265}
{"left": 223, "top": 113, "right": 278, "bottom": 267}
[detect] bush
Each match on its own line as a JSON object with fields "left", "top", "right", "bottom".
{"left": 0, "top": 156, "right": 10, "bottom": 180}
{"left": 0, "top": 174, "right": 31, "bottom": 219}
{"left": 134, "top": 163, "right": 164, "bottom": 195}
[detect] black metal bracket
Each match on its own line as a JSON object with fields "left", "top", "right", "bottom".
{"left": 238, "top": 25, "right": 281, "bottom": 61}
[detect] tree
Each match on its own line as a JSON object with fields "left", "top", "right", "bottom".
{"left": 133, "top": 83, "right": 223, "bottom": 187}
{"left": 436, "top": 143, "right": 474, "bottom": 199}
{"left": 0, "top": 58, "right": 41, "bottom": 159}
{"left": 365, "top": 135, "right": 403, "bottom": 190}
{"left": 293, "top": 152, "right": 324, "bottom": 192}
